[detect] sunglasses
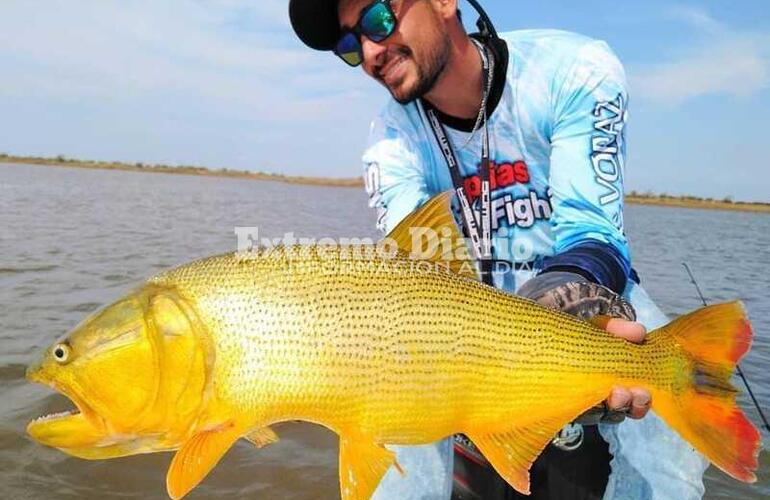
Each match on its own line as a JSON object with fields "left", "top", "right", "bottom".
{"left": 334, "top": 0, "right": 397, "bottom": 67}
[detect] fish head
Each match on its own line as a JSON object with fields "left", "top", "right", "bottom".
{"left": 27, "top": 285, "right": 213, "bottom": 459}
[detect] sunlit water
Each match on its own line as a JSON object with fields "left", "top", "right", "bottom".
{"left": 1, "top": 163, "right": 767, "bottom": 499}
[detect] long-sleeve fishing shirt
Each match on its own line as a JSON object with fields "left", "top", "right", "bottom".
{"left": 363, "top": 29, "right": 632, "bottom": 294}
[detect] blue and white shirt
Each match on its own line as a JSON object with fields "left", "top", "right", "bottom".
{"left": 363, "top": 29, "right": 632, "bottom": 293}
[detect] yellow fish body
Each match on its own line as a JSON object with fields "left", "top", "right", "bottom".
{"left": 26, "top": 193, "right": 760, "bottom": 499}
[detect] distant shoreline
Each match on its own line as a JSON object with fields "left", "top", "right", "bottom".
{"left": 625, "top": 194, "right": 770, "bottom": 213}
{"left": 0, "top": 154, "right": 362, "bottom": 188}
{"left": 2, "top": 154, "right": 768, "bottom": 213}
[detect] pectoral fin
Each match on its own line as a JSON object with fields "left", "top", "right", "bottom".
{"left": 166, "top": 422, "right": 242, "bottom": 499}
{"left": 338, "top": 433, "right": 401, "bottom": 500}
{"left": 244, "top": 426, "right": 279, "bottom": 448}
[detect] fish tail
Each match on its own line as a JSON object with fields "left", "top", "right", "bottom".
{"left": 650, "top": 301, "right": 760, "bottom": 483}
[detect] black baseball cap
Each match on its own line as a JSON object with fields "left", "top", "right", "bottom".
{"left": 289, "top": 0, "right": 342, "bottom": 51}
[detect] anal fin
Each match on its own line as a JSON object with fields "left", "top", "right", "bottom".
{"left": 465, "top": 392, "right": 607, "bottom": 494}
{"left": 465, "top": 427, "right": 550, "bottom": 494}
{"left": 339, "top": 433, "right": 400, "bottom": 500}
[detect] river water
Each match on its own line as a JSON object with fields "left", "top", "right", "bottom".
{"left": 0, "top": 163, "right": 767, "bottom": 499}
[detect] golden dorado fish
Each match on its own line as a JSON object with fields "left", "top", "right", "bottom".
{"left": 27, "top": 192, "right": 760, "bottom": 499}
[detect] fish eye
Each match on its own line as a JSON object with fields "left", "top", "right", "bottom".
{"left": 52, "top": 343, "right": 71, "bottom": 364}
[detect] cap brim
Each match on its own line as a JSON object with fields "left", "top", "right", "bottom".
{"left": 289, "top": 0, "right": 341, "bottom": 51}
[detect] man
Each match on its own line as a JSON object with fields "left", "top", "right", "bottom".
{"left": 289, "top": 0, "right": 709, "bottom": 498}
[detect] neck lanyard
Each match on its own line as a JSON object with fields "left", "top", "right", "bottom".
{"left": 423, "top": 39, "right": 494, "bottom": 285}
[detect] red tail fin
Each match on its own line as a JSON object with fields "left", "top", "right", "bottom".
{"left": 651, "top": 301, "right": 760, "bottom": 483}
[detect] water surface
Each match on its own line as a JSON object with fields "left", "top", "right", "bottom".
{"left": 1, "top": 163, "right": 767, "bottom": 498}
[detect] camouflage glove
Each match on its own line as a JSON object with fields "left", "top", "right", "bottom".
{"left": 518, "top": 271, "right": 636, "bottom": 425}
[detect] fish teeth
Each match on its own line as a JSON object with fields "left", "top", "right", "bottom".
{"left": 32, "top": 410, "right": 76, "bottom": 423}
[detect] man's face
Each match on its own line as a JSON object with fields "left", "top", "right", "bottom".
{"left": 338, "top": 0, "right": 451, "bottom": 104}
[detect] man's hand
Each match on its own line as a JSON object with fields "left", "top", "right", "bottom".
{"left": 518, "top": 272, "right": 652, "bottom": 424}
{"left": 602, "top": 318, "right": 651, "bottom": 421}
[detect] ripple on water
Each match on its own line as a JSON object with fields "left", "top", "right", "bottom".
{"left": 103, "top": 274, "right": 130, "bottom": 282}
{"left": 0, "top": 363, "right": 27, "bottom": 383}
{"left": 67, "top": 302, "right": 103, "bottom": 313}
{"left": 0, "top": 264, "right": 59, "bottom": 274}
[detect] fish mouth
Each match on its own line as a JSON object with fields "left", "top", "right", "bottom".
{"left": 27, "top": 372, "right": 106, "bottom": 450}
{"left": 28, "top": 391, "right": 90, "bottom": 428}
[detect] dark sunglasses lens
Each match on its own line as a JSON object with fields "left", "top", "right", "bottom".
{"left": 335, "top": 32, "right": 362, "bottom": 66}
{"left": 360, "top": 2, "right": 396, "bottom": 42}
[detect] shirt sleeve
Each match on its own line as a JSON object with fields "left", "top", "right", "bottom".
{"left": 362, "top": 113, "right": 430, "bottom": 234}
{"left": 541, "top": 40, "right": 632, "bottom": 293}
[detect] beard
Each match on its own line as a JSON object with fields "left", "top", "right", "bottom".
{"left": 387, "top": 30, "right": 451, "bottom": 104}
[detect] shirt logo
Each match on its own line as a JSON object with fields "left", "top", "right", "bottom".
{"left": 461, "top": 160, "right": 551, "bottom": 230}
{"left": 591, "top": 93, "right": 626, "bottom": 207}
{"left": 462, "top": 160, "right": 530, "bottom": 202}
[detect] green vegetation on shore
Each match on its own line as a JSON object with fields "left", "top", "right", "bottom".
{"left": 2, "top": 153, "right": 768, "bottom": 213}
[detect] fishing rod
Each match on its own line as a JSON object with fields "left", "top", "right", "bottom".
{"left": 682, "top": 262, "right": 770, "bottom": 434}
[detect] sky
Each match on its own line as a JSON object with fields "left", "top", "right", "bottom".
{"left": 0, "top": 0, "right": 768, "bottom": 201}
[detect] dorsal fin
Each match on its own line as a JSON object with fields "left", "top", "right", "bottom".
{"left": 384, "top": 191, "right": 477, "bottom": 279}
